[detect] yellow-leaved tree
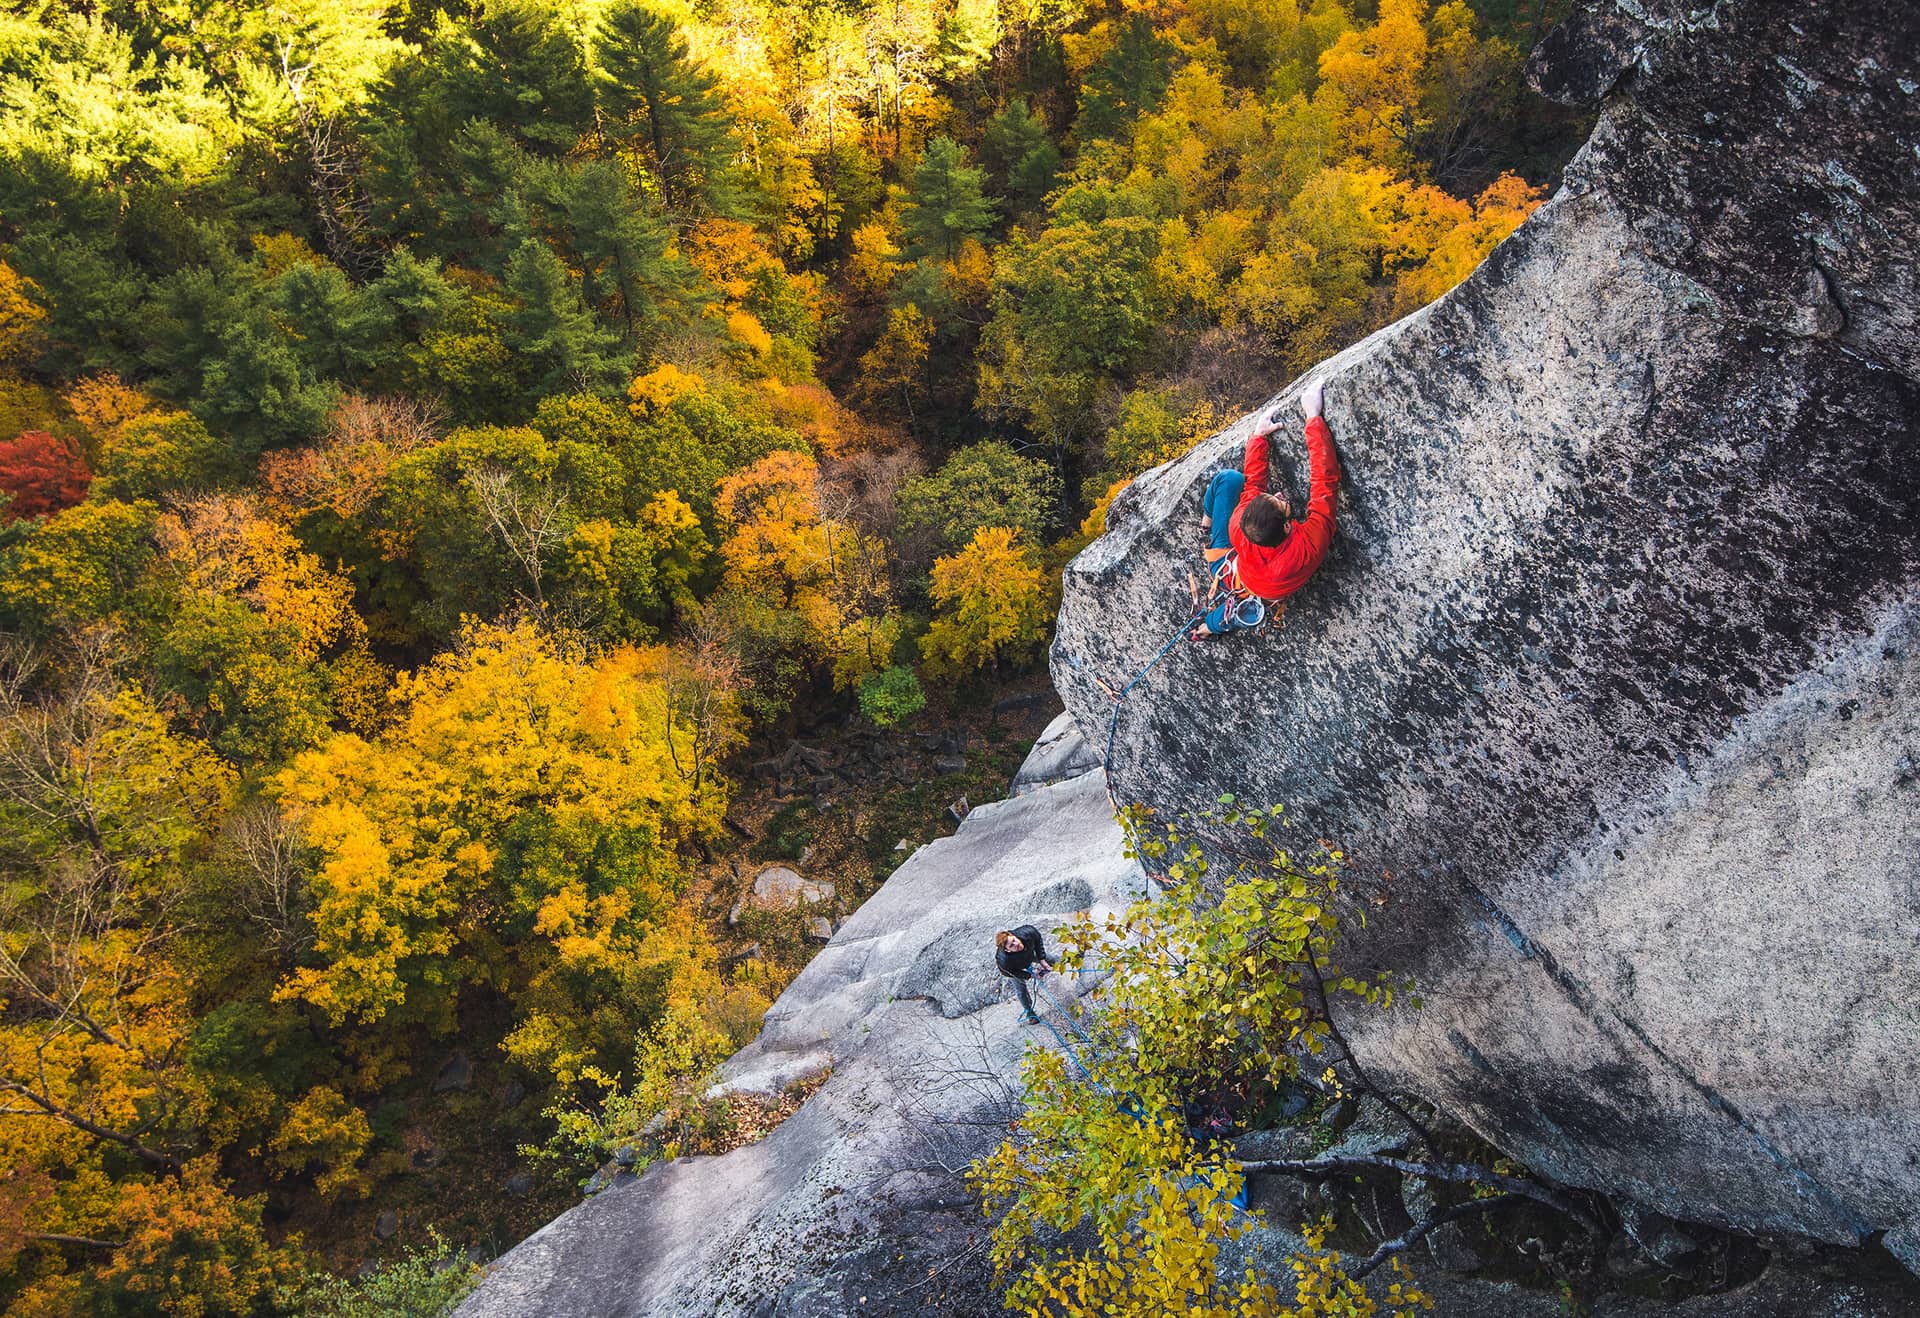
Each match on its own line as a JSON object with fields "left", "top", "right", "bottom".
{"left": 1316, "top": 0, "right": 1433, "bottom": 173}
{"left": 715, "top": 449, "right": 900, "bottom": 692}
{"left": 0, "top": 657, "right": 302, "bottom": 1314}
{"left": 273, "top": 617, "right": 736, "bottom": 1086}
{"left": 0, "top": 260, "right": 45, "bottom": 365}
{"left": 1389, "top": 172, "right": 1543, "bottom": 313}
{"left": 919, "top": 526, "right": 1052, "bottom": 679}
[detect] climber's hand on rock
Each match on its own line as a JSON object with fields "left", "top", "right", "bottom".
{"left": 1250, "top": 404, "right": 1287, "bottom": 440}
{"left": 1301, "top": 378, "right": 1325, "bottom": 420}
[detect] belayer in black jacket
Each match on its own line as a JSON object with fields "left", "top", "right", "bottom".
{"left": 995, "top": 925, "right": 1052, "bottom": 1024}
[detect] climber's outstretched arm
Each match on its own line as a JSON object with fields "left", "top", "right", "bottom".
{"left": 1244, "top": 378, "right": 1327, "bottom": 498}
{"left": 1294, "top": 393, "right": 1341, "bottom": 561}
{"left": 1238, "top": 426, "right": 1272, "bottom": 508}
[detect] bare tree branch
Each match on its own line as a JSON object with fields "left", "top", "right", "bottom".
{"left": 1236, "top": 1151, "right": 1600, "bottom": 1234}
{"left": 1348, "top": 1193, "right": 1520, "bottom": 1281}
{"left": 0, "top": 1080, "right": 180, "bottom": 1171}
{"left": 467, "top": 465, "right": 571, "bottom": 604}
{"left": 222, "top": 799, "right": 313, "bottom": 961}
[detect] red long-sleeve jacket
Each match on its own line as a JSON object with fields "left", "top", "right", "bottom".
{"left": 1227, "top": 415, "right": 1340, "bottom": 601}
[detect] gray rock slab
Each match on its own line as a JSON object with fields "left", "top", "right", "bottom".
{"left": 748, "top": 866, "right": 833, "bottom": 910}
{"left": 431, "top": 1050, "right": 471, "bottom": 1095}
{"left": 458, "top": 769, "right": 1145, "bottom": 1317}
{"left": 1008, "top": 710, "right": 1104, "bottom": 796}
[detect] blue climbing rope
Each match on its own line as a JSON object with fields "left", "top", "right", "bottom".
{"left": 1097, "top": 604, "right": 1207, "bottom": 898}
{"left": 1027, "top": 977, "right": 1115, "bottom": 1099}
{"left": 1035, "top": 976, "right": 1097, "bottom": 1048}
{"left": 1101, "top": 606, "right": 1207, "bottom": 788}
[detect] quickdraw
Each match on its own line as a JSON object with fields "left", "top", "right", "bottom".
{"left": 1190, "top": 553, "right": 1283, "bottom": 640}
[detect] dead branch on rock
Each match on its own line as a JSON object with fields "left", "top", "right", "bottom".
{"left": 1236, "top": 1151, "right": 1601, "bottom": 1235}
{"left": 1348, "top": 1193, "right": 1520, "bottom": 1281}
{"left": 876, "top": 1014, "right": 1023, "bottom": 1179}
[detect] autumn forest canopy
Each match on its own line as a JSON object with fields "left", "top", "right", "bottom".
{"left": 0, "top": 0, "right": 1583, "bottom": 1308}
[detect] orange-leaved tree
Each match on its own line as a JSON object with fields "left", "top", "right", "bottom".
{"left": 715, "top": 450, "right": 899, "bottom": 692}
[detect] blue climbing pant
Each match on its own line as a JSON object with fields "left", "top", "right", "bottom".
{"left": 1198, "top": 470, "right": 1266, "bottom": 634}
{"left": 1202, "top": 469, "right": 1243, "bottom": 554}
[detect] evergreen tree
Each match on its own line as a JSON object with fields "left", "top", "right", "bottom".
{"left": 1077, "top": 16, "right": 1176, "bottom": 142}
{"left": 452, "top": 120, "right": 541, "bottom": 268}
{"left": 368, "top": 248, "right": 460, "bottom": 345}
{"left": 436, "top": 0, "right": 595, "bottom": 158}
{"left": 0, "top": 153, "right": 148, "bottom": 374}
{"left": 554, "top": 159, "right": 686, "bottom": 342}
{"left": 595, "top": 3, "right": 738, "bottom": 214}
{"left": 902, "top": 136, "right": 996, "bottom": 261}
{"left": 981, "top": 101, "right": 1061, "bottom": 216}
{"left": 145, "top": 263, "right": 335, "bottom": 452}
{"left": 269, "top": 260, "right": 387, "bottom": 385}
{"left": 504, "top": 239, "right": 626, "bottom": 398}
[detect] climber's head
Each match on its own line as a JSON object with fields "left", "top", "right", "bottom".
{"left": 1241, "top": 492, "right": 1292, "bottom": 547}
{"left": 995, "top": 930, "right": 1023, "bottom": 954}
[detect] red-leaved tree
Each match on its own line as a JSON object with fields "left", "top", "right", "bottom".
{"left": 0, "top": 430, "right": 91, "bottom": 520}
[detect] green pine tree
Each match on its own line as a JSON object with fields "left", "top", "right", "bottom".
{"left": 440, "top": 0, "right": 596, "bottom": 158}
{"left": 902, "top": 136, "right": 996, "bottom": 261}
{"left": 369, "top": 248, "right": 460, "bottom": 345}
{"left": 595, "top": 3, "right": 738, "bottom": 215}
{"left": 269, "top": 260, "right": 388, "bottom": 385}
{"left": 981, "top": 102, "right": 1061, "bottom": 217}
{"left": 1077, "top": 16, "right": 1175, "bottom": 143}
{"left": 553, "top": 159, "right": 688, "bottom": 343}
{"left": 504, "top": 239, "right": 627, "bottom": 398}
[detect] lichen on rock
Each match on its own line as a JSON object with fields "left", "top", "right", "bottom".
{"left": 1054, "top": 0, "right": 1920, "bottom": 1260}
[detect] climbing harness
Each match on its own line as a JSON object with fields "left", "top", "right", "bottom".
{"left": 1099, "top": 546, "right": 1281, "bottom": 820}
{"left": 1192, "top": 553, "right": 1278, "bottom": 640}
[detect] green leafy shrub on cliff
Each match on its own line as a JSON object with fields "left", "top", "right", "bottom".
{"left": 298, "top": 1229, "right": 480, "bottom": 1317}
{"left": 972, "top": 802, "right": 1426, "bottom": 1317}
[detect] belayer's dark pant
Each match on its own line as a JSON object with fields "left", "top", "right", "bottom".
{"left": 1011, "top": 974, "right": 1035, "bottom": 1015}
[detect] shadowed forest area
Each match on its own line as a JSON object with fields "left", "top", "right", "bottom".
{"left": 0, "top": 0, "right": 1586, "bottom": 1308}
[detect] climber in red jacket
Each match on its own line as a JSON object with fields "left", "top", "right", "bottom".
{"left": 1192, "top": 377, "right": 1340, "bottom": 637}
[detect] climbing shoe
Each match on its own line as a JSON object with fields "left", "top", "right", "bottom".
{"left": 1021, "top": 1011, "right": 1042, "bottom": 1025}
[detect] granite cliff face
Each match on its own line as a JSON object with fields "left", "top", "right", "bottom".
{"left": 1054, "top": 0, "right": 1919, "bottom": 1262}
